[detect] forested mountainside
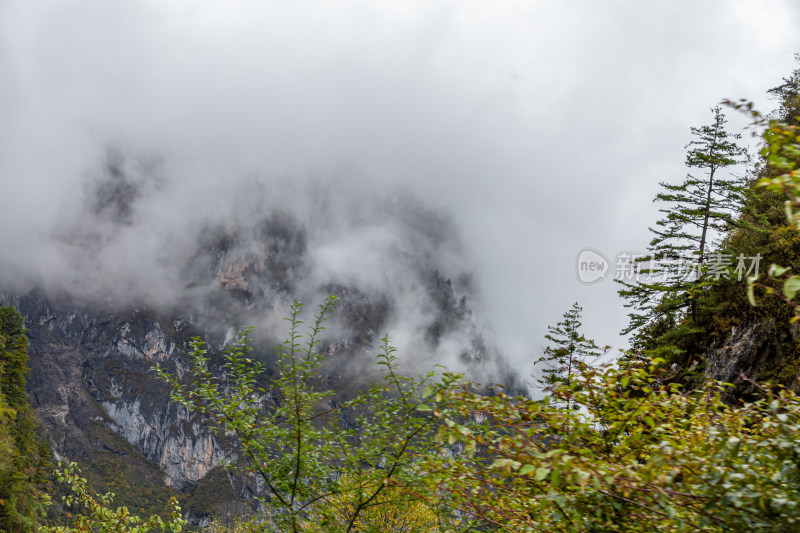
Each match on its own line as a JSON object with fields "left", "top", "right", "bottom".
{"left": 0, "top": 190, "right": 522, "bottom": 521}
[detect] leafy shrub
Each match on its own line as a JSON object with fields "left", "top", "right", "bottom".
{"left": 427, "top": 361, "right": 800, "bottom": 532}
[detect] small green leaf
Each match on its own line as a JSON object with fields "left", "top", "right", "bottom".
{"left": 747, "top": 280, "right": 757, "bottom": 306}
{"left": 464, "top": 439, "right": 477, "bottom": 457}
{"left": 784, "top": 276, "right": 800, "bottom": 300}
{"left": 769, "top": 264, "right": 791, "bottom": 277}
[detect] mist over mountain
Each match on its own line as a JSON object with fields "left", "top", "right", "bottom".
{"left": 0, "top": 145, "right": 525, "bottom": 519}
{"left": 3, "top": 1, "right": 798, "bottom": 370}
{"left": 5, "top": 145, "right": 504, "bottom": 372}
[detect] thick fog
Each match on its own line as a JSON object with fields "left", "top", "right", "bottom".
{"left": 1, "top": 0, "right": 799, "bottom": 375}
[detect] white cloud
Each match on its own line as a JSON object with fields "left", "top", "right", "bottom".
{"left": 0, "top": 0, "right": 797, "bottom": 372}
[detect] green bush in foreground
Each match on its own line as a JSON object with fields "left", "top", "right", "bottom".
{"left": 155, "top": 297, "right": 455, "bottom": 533}
{"left": 426, "top": 361, "right": 800, "bottom": 532}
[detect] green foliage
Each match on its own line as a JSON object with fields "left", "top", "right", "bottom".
{"left": 42, "top": 461, "right": 186, "bottom": 533}
{"left": 301, "top": 473, "right": 441, "bottom": 533}
{"left": 71, "top": 449, "right": 179, "bottom": 525}
{"left": 426, "top": 361, "right": 800, "bottom": 532}
{"left": 0, "top": 307, "right": 31, "bottom": 411}
{"left": 201, "top": 515, "right": 262, "bottom": 533}
{"left": 0, "top": 306, "right": 52, "bottom": 533}
{"left": 732, "top": 61, "right": 800, "bottom": 328}
{"left": 534, "top": 302, "right": 601, "bottom": 409}
{"left": 154, "top": 297, "right": 453, "bottom": 533}
{"left": 619, "top": 107, "right": 750, "bottom": 335}
{"left": 621, "top": 312, "right": 679, "bottom": 367}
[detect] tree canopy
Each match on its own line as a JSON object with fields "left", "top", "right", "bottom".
{"left": 0, "top": 306, "right": 51, "bottom": 533}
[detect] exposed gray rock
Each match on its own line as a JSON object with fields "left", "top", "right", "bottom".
{"left": 704, "top": 316, "right": 800, "bottom": 400}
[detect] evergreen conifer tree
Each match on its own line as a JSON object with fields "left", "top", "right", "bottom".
{"left": 619, "top": 107, "right": 749, "bottom": 335}
{"left": 767, "top": 54, "right": 800, "bottom": 126}
{"left": 534, "top": 302, "right": 600, "bottom": 410}
{"left": 0, "top": 306, "right": 51, "bottom": 533}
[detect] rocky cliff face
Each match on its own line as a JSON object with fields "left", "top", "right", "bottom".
{"left": 1, "top": 207, "right": 520, "bottom": 518}
{"left": 704, "top": 315, "right": 800, "bottom": 401}
{"left": 4, "top": 291, "right": 227, "bottom": 489}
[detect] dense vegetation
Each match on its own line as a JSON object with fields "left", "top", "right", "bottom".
{"left": 0, "top": 307, "right": 51, "bottom": 533}
{"left": 2, "top": 58, "right": 800, "bottom": 532}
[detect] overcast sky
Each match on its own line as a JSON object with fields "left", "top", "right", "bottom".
{"left": 1, "top": 0, "right": 799, "bottom": 374}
